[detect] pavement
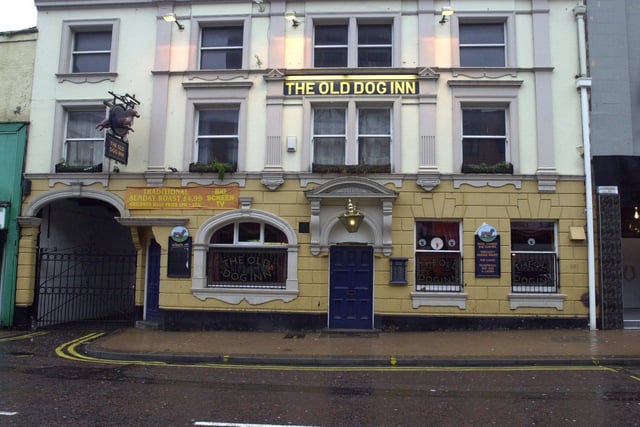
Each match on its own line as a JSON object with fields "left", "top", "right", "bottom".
{"left": 76, "top": 327, "right": 640, "bottom": 367}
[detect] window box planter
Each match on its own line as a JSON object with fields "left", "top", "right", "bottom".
{"left": 461, "top": 162, "right": 513, "bottom": 174}
{"left": 312, "top": 163, "right": 391, "bottom": 174}
{"left": 189, "top": 161, "right": 237, "bottom": 179}
{"left": 55, "top": 162, "right": 103, "bottom": 173}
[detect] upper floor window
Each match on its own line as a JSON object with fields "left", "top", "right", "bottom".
{"left": 415, "top": 221, "right": 462, "bottom": 292}
{"left": 510, "top": 221, "right": 558, "bottom": 293}
{"left": 312, "top": 104, "right": 391, "bottom": 172}
{"left": 196, "top": 108, "right": 239, "bottom": 170}
{"left": 314, "top": 21, "right": 392, "bottom": 68}
{"left": 63, "top": 109, "right": 105, "bottom": 168}
{"left": 72, "top": 30, "right": 112, "bottom": 73}
{"left": 59, "top": 21, "right": 119, "bottom": 78}
{"left": 462, "top": 108, "right": 509, "bottom": 171}
{"left": 200, "top": 25, "right": 243, "bottom": 69}
{"left": 459, "top": 22, "right": 505, "bottom": 67}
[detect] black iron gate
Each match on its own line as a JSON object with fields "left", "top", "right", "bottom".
{"left": 35, "top": 249, "right": 137, "bottom": 327}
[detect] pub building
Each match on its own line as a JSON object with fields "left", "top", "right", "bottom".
{"left": 11, "top": 0, "right": 596, "bottom": 331}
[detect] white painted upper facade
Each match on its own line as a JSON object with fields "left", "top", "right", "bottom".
{"left": 27, "top": 0, "right": 585, "bottom": 182}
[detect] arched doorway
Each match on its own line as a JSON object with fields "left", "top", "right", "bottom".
{"left": 33, "top": 198, "right": 136, "bottom": 327}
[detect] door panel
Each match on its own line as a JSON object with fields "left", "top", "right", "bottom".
{"left": 146, "top": 239, "right": 161, "bottom": 322}
{"left": 329, "top": 245, "right": 374, "bottom": 329}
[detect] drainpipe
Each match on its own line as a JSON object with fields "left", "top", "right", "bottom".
{"left": 574, "top": 3, "right": 596, "bottom": 330}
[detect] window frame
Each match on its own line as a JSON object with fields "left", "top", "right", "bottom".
{"left": 195, "top": 107, "right": 240, "bottom": 169}
{"left": 192, "top": 210, "right": 299, "bottom": 304}
{"left": 510, "top": 221, "right": 559, "bottom": 294}
{"left": 414, "top": 220, "right": 463, "bottom": 293}
{"left": 52, "top": 100, "right": 108, "bottom": 173}
{"left": 310, "top": 101, "right": 395, "bottom": 171}
{"left": 199, "top": 24, "right": 245, "bottom": 70}
{"left": 461, "top": 107, "right": 509, "bottom": 168}
{"left": 451, "top": 14, "right": 516, "bottom": 69}
{"left": 189, "top": 19, "right": 249, "bottom": 70}
{"left": 458, "top": 22, "right": 506, "bottom": 67}
{"left": 58, "top": 20, "right": 119, "bottom": 80}
{"left": 308, "top": 16, "right": 399, "bottom": 68}
{"left": 449, "top": 82, "right": 521, "bottom": 174}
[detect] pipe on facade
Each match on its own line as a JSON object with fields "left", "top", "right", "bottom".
{"left": 574, "top": 3, "right": 596, "bottom": 330}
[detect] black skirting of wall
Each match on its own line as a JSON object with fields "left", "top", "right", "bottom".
{"left": 13, "top": 306, "right": 33, "bottom": 330}
{"left": 159, "top": 310, "right": 589, "bottom": 332}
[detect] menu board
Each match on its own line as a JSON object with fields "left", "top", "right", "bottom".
{"left": 475, "top": 236, "right": 500, "bottom": 277}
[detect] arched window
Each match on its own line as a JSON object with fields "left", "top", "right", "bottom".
{"left": 207, "top": 222, "right": 288, "bottom": 289}
{"left": 192, "top": 210, "right": 299, "bottom": 304}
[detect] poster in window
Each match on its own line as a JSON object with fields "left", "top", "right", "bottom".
{"left": 168, "top": 237, "right": 192, "bottom": 278}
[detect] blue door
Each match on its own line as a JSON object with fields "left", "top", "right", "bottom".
{"left": 145, "top": 239, "right": 161, "bottom": 322}
{"left": 329, "top": 245, "right": 374, "bottom": 329}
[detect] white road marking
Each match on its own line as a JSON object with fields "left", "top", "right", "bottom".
{"left": 0, "top": 411, "right": 18, "bottom": 416}
{"left": 194, "top": 422, "right": 318, "bottom": 427}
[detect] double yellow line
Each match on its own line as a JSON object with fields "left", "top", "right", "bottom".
{"left": 53, "top": 332, "right": 623, "bottom": 373}
{"left": 0, "top": 331, "right": 47, "bottom": 342}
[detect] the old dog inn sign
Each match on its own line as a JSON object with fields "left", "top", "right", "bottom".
{"left": 96, "top": 91, "right": 140, "bottom": 165}
{"left": 283, "top": 75, "right": 419, "bottom": 96}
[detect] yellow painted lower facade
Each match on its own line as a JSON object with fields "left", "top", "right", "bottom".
{"left": 14, "top": 174, "right": 590, "bottom": 330}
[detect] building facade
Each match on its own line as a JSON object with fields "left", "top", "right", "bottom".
{"left": 0, "top": 27, "right": 37, "bottom": 327}
{"left": 588, "top": 0, "right": 640, "bottom": 329}
{"left": 16, "top": 0, "right": 591, "bottom": 330}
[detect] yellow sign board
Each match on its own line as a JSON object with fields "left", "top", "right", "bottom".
{"left": 283, "top": 75, "right": 419, "bottom": 96}
{"left": 125, "top": 186, "right": 239, "bottom": 210}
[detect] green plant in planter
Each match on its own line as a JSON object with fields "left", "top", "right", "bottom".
{"left": 461, "top": 162, "right": 513, "bottom": 174}
{"left": 189, "top": 160, "right": 235, "bottom": 179}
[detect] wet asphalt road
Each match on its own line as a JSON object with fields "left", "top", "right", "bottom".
{"left": 1, "top": 327, "right": 640, "bottom": 427}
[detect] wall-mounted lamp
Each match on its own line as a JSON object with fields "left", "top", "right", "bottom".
{"left": 285, "top": 11, "right": 301, "bottom": 28}
{"left": 163, "top": 13, "right": 185, "bottom": 30}
{"left": 439, "top": 7, "right": 454, "bottom": 24}
{"left": 338, "top": 199, "right": 364, "bottom": 233}
{"left": 635, "top": 206, "right": 639, "bottom": 220}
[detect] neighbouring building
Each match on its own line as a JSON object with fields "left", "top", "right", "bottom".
{"left": 588, "top": 0, "right": 640, "bottom": 329}
{"left": 0, "top": 26, "right": 37, "bottom": 328}
{"left": 16, "top": 0, "right": 592, "bottom": 331}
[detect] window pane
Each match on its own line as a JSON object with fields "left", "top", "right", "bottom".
{"left": 358, "top": 24, "right": 391, "bottom": 44}
{"left": 264, "top": 224, "right": 287, "bottom": 244}
{"left": 511, "top": 221, "right": 555, "bottom": 252}
{"left": 74, "top": 31, "right": 112, "bottom": 51}
{"left": 238, "top": 222, "right": 260, "bottom": 242}
{"left": 315, "top": 25, "right": 348, "bottom": 67}
{"left": 462, "top": 138, "right": 505, "bottom": 165}
{"left": 460, "top": 47, "right": 505, "bottom": 67}
{"left": 358, "top": 137, "right": 390, "bottom": 165}
{"left": 210, "top": 224, "right": 234, "bottom": 244}
{"left": 314, "top": 48, "right": 348, "bottom": 67}
{"left": 314, "top": 137, "right": 345, "bottom": 165}
{"left": 199, "top": 109, "right": 239, "bottom": 135}
{"left": 463, "top": 109, "right": 505, "bottom": 136}
{"left": 202, "top": 27, "right": 243, "bottom": 47}
{"left": 416, "top": 221, "right": 460, "bottom": 250}
{"left": 459, "top": 23, "right": 504, "bottom": 45}
{"left": 359, "top": 109, "right": 390, "bottom": 134}
{"left": 358, "top": 48, "right": 392, "bottom": 67}
{"left": 68, "top": 111, "right": 105, "bottom": 139}
{"left": 201, "top": 50, "right": 242, "bottom": 69}
{"left": 314, "top": 108, "right": 345, "bottom": 134}
{"left": 415, "top": 253, "right": 462, "bottom": 291}
{"left": 65, "top": 140, "right": 103, "bottom": 167}
{"left": 315, "top": 25, "right": 348, "bottom": 46}
{"left": 511, "top": 253, "right": 557, "bottom": 291}
{"left": 197, "top": 137, "right": 238, "bottom": 165}
{"left": 208, "top": 248, "right": 287, "bottom": 288}
{"left": 72, "top": 53, "right": 111, "bottom": 73}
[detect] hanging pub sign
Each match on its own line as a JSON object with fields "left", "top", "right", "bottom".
{"left": 97, "top": 91, "right": 140, "bottom": 165}
{"left": 475, "top": 223, "right": 500, "bottom": 277}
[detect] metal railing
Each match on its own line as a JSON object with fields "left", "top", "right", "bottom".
{"left": 207, "top": 247, "right": 287, "bottom": 289}
{"left": 511, "top": 252, "right": 559, "bottom": 293}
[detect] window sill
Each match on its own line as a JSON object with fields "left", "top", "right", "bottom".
{"left": 508, "top": 293, "right": 566, "bottom": 310}
{"left": 55, "top": 163, "right": 103, "bottom": 173}
{"left": 56, "top": 72, "right": 117, "bottom": 83}
{"left": 312, "top": 164, "right": 391, "bottom": 174}
{"left": 192, "top": 288, "right": 298, "bottom": 305}
{"left": 411, "top": 292, "right": 468, "bottom": 309}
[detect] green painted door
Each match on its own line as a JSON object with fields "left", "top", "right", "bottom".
{"left": 0, "top": 123, "right": 27, "bottom": 327}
